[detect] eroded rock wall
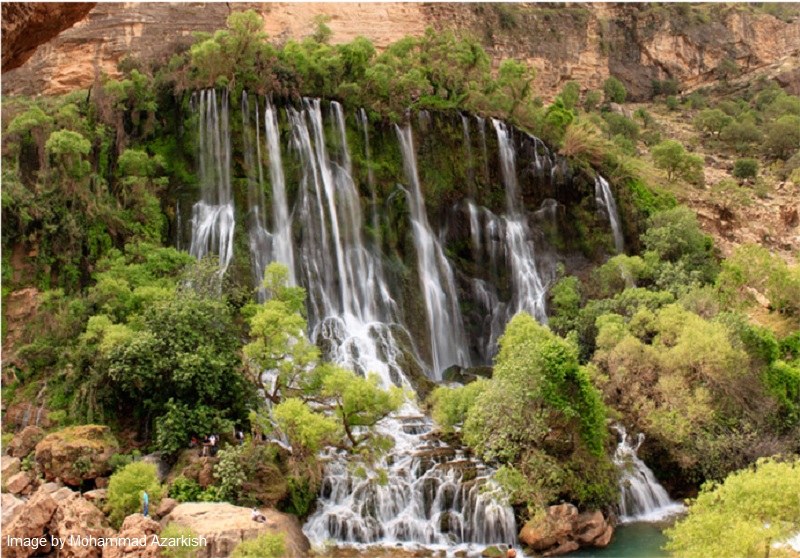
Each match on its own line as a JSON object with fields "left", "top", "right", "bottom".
{"left": 2, "top": 3, "right": 799, "bottom": 99}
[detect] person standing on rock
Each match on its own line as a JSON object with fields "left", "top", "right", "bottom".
{"left": 142, "top": 491, "right": 149, "bottom": 517}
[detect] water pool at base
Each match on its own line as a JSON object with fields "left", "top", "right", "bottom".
{"left": 566, "top": 522, "right": 671, "bottom": 558}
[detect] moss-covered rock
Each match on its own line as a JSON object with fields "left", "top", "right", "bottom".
{"left": 34, "top": 425, "right": 119, "bottom": 486}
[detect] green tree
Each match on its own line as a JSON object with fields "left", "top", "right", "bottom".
{"left": 560, "top": 81, "right": 581, "bottom": 110}
{"left": 106, "top": 461, "right": 163, "bottom": 528}
{"left": 651, "top": 140, "right": 704, "bottom": 184}
{"left": 664, "top": 457, "right": 800, "bottom": 558}
{"left": 764, "top": 115, "right": 800, "bottom": 160}
{"left": 694, "top": 108, "right": 733, "bottom": 138}
{"left": 429, "top": 379, "right": 488, "bottom": 433}
{"left": 603, "top": 76, "right": 627, "bottom": 104}
{"left": 495, "top": 59, "right": 535, "bottom": 119}
{"left": 583, "top": 90, "right": 602, "bottom": 112}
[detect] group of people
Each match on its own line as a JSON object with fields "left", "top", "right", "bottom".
{"left": 189, "top": 429, "right": 246, "bottom": 456}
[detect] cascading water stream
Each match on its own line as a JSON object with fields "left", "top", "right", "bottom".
{"left": 396, "top": 124, "right": 470, "bottom": 378}
{"left": 302, "top": 109, "right": 515, "bottom": 553}
{"left": 595, "top": 175, "right": 625, "bottom": 253}
{"left": 264, "top": 99, "right": 296, "bottom": 285}
{"left": 492, "top": 119, "right": 548, "bottom": 323}
{"left": 189, "top": 89, "right": 235, "bottom": 273}
{"left": 242, "top": 93, "right": 272, "bottom": 294}
{"left": 613, "top": 425, "right": 684, "bottom": 523}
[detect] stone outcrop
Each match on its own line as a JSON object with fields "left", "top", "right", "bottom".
{"left": 1, "top": 493, "right": 25, "bottom": 527}
{"left": 519, "top": 504, "right": 614, "bottom": 556}
{"left": 162, "top": 502, "right": 310, "bottom": 558}
{"left": 102, "top": 514, "right": 161, "bottom": 558}
{"left": 8, "top": 425, "right": 45, "bottom": 457}
{"left": 54, "top": 493, "right": 111, "bottom": 558}
{"left": 1, "top": 490, "right": 59, "bottom": 558}
{"left": 2, "top": 4, "right": 798, "bottom": 100}
{"left": 1, "top": 2, "right": 96, "bottom": 71}
{"left": 1, "top": 455, "right": 21, "bottom": 477}
{"left": 34, "top": 424, "right": 119, "bottom": 486}
{"left": 5, "top": 470, "right": 36, "bottom": 495}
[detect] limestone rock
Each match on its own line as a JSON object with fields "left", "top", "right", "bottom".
{"left": 34, "top": 424, "right": 119, "bottom": 486}
{"left": 1, "top": 3, "right": 96, "bottom": 71}
{"left": 519, "top": 504, "right": 614, "bottom": 555}
{"left": 155, "top": 497, "right": 178, "bottom": 518}
{"left": 1, "top": 493, "right": 24, "bottom": 527}
{"left": 1, "top": 490, "right": 58, "bottom": 558}
{"left": 162, "top": 502, "right": 310, "bottom": 558}
{"left": 83, "top": 488, "right": 108, "bottom": 504}
{"left": 95, "top": 476, "right": 109, "bottom": 489}
{"left": 102, "top": 514, "right": 161, "bottom": 558}
{"left": 8, "top": 425, "right": 45, "bottom": 457}
{"left": 53, "top": 493, "right": 111, "bottom": 558}
{"left": 1, "top": 455, "right": 21, "bottom": 477}
{"left": 5, "top": 470, "right": 34, "bottom": 495}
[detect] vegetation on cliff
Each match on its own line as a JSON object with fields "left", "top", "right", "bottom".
{"left": 2, "top": 8, "right": 799, "bottom": 555}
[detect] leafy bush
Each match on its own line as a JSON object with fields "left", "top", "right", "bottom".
{"left": 583, "top": 90, "right": 602, "bottom": 112}
{"left": 732, "top": 158, "right": 758, "bottom": 180}
{"left": 602, "top": 112, "right": 639, "bottom": 141}
{"left": 160, "top": 524, "right": 199, "bottom": 558}
{"left": 665, "top": 95, "right": 679, "bottom": 111}
{"left": 429, "top": 379, "right": 488, "bottom": 432}
{"left": 651, "top": 140, "right": 704, "bottom": 184}
{"left": 107, "top": 461, "right": 162, "bottom": 528}
{"left": 231, "top": 533, "right": 285, "bottom": 558}
{"left": 603, "top": 76, "right": 627, "bottom": 104}
{"left": 213, "top": 446, "right": 247, "bottom": 502}
{"left": 694, "top": 109, "right": 732, "bottom": 137}
{"left": 764, "top": 115, "right": 800, "bottom": 160}
{"left": 665, "top": 457, "right": 800, "bottom": 558}
{"left": 168, "top": 476, "right": 204, "bottom": 503}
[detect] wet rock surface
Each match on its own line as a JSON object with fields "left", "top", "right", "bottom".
{"left": 519, "top": 503, "right": 615, "bottom": 556}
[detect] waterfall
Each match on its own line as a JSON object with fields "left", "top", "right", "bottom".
{"left": 264, "top": 99, "right": 296, "bottom": 285}
{"left": 595, "top": 175, "right": 625, "bottom": 253}
{"left": 189, "top": 89, "right": 235, "bottom": 273}
{"left": 242, "top": 93, "right": 272, "bottom": 293}
{"left": 357, "top": 108, "right": 379, "bottom": 235}
{"left": 492, "top": 119, "right": 548, "bottom": 322}
{"left": 286, "top": 98, "right": 404, "bottom": 386}
{"left": 613, "top": 425, "right": 684, "bottom": 523}
{"left": 396, "top": 124, "right": 470, "bottom": 378}
{"left": 301, "top": 107, "right": 515, "bottom": 553}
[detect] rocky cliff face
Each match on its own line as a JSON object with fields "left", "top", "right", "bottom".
{"left": 3, "top": 3, "right": 799, "bottom": 99}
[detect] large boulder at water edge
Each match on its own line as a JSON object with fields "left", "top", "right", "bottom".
{"left": 35, "top": 425, "right": 119, "bottom": 486}
{"left": 519, "top": 503, "right": 614, "bottom": 556}
{"left": 161, "top": 502, "right": 310, "bottom": 558}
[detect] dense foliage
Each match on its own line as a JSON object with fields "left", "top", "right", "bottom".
{"left": 106, "top": 461, "right": 163, "bottom": 528}
{"left": 664, "top": 457, "right": 800, "bottom": 558}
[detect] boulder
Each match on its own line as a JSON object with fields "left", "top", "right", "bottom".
{"left": 53, "top": 492, "right": 111, "bottom": 558}
{"left": 1, "top": 455, "right": 21, "bottom": 477}
{"left": 155, "top": 497, "right": 178, "bottom": 518}
{"left": 1, "top": 493, "right": 24, "bottom": 526}
{"left": 162, "top": 502, "right": 310, "bottom": 558}
{"left": 83, "top": 489, "right": 108, "bottom": 504}
{"left": 8, "top": 425, "right": 45, "bottom": 457}
{"left": 102, "top": 514, "right": 161, "bottom": 558}
{"left": 34, "top": 425, "right": 119, "bottom": 486}
{"left": 5, "top": 470, "right": 34, "bottom": 495}
{"left": 95, "top": 476, "right": 109, "bottom": 489}
{"left": 481, "top": 546, "right": 505, "bottom": 557}
{"left": 519, "top": 504, "right": 614, "bottom": 555}
{"left": 1, "top": 490, "right": 58, "bottom": 558}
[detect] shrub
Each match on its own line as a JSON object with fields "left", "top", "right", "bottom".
{"left": 651, "top": 140, "right": 704, "bottom": 184}
{"left": 694, "top": 109, "right": 732, "bottom": 137}
{"left": 652, "top": 78, "right": 679, "bottom": 97}
{"left": 603, "top": 76, "right": 627, "bottom": 104}
{"left": 602, "top": 112, "right": 639, "bottom": 141}
{"left": 665, "top": 95, "right": 679, "bottom": 111}
{"left": 213, "top": 446, "right": 246, "bottom": 502}
{"left": 720, "top": 120, "right": 762, "bottom": 154}
{"left": 583, "top": 90, "right": 602, "bottom": 112}
{"left": 732, "top": 158, "right": 758, "bottom": 180}
{"left": 231, "top": 533, "right": 285, "bottom": 558}
{"left": 107, "top": 461, "right": 162, "bottom": 528}
{"left": 665, "top": 457, "right": 800, "bottom": 558}
{"left": 560, "top": 81, "right": 581, "bottom": 110}
{"left": 168, "top": 476, "right": 204, "bottom": 503}
{"left": 160, "top": 524, "right": 199, "bottom": 558}
{"left": 764, "top": 115, "right": 800, "bottom": 160}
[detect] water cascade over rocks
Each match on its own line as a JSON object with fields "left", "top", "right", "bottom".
{"left": 396, "top": 124, "right": 471, "bottom": 378}
{"left": 613, "top": 425, "right": 685, "bottom": 522}
{"left": 186, "top": 93, "right": 629, "bottom": 552}
{"left": 189, "top": 89, "right": 235, "bottom": 273}
{"left": 595, "top": 176, "right": 625, "bottom": 253}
